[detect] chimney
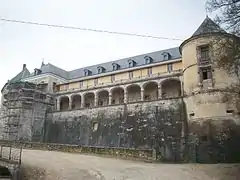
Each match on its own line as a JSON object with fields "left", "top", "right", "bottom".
{"left": 23, "top": 64, "right": 26, "bottom": 70}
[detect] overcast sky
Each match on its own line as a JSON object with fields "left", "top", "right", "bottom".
{"left": 0, "top": 0, "right": 208, "bottom": 89}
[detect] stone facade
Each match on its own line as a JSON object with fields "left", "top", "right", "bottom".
{"left": 0, "top": 17, "right": 240, "bottom": 162}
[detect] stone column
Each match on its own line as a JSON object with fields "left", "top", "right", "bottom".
{"left": 124, "top": 89, "right": 128, "bottom": 104}
{"left": 141, "top": 88, "right": 144, "bottom": 101}
{"left": 109, "top": 92, "right": 112, "bottom": 105}
{"left": 56, "top": 98, "right": 60, "bottom": 111}
{"left": 158, "top": 85, "right": 162, "bottom": 99}
{"left": 69, "top": 96, "right": 72, "bottom": 110}
{"left": 81, "top": 94, "right": 85, "bottom": 108}
{"left": 94, "top": 92, "right": 98, "bottom": 107}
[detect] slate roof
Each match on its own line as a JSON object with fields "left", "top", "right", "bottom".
{"left": 21, "top": 46, "right": 181, "bottom": 80}
{"left": 11, "top": 17, "right": 228, "bottom": 82}
{"left": 10, "top": 66, "right": 30, "bottom": 83}
{"left": 191, "top": 16, "right": 226, "bottom": 37}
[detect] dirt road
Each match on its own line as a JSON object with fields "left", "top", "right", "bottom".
{"left": 20, "top": 149, "right": 240, "bottom": 180}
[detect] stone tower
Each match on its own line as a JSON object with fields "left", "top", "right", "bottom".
{"left": 180, "top": 17, "right": 240, "bottom": 141}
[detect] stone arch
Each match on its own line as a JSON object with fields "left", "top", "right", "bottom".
{"left": 161, "top": 78, "right": 181, "bottom": 98}
{"left": 97, "top": 90, "right": 109, "bottom": 106}
{"left": 127, "top": 84, "right": 141, "bottom": 102}
{"left": 83, "top": 92, "right": 95, "bottom": 108}
{"left": 71, "top": 94, "right": 81, "bottom": 109}
{"left": 60, "top": 96, "right": 69, "bottom": 111}
{"left": 143, "top": 81, "right": 158, "bottom": 101}
{"left": 110, "top": 86, "right": 124, "bottom": 105}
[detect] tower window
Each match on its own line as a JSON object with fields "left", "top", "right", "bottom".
{"left": 200, "top": 67, "right": 212, "bottom": 81}
{"left": 200, "top": 45, "right": 210, "bottom": 62}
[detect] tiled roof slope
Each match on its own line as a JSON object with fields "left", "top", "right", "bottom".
{"left": 68, "top": 47, "right": 181, "bottom": 80}
{"left": 192, "top": 16, "right": 226, "bottom": 37}
{"left": 23, "top": 46, "right": 181, "bottom": 80}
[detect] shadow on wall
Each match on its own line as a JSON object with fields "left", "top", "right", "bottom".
{"left": 188, "top": 119, "right": 240, "bottom": 163}
{"left": 0, "top": 166, "right": 11, "bottom": 179}
{"left": 43, "top": 103, "right": 185, "bottom": 162}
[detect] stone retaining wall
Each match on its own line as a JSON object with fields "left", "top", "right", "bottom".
{"left": 0, "top": 140, "right": 155, "bottom": 162}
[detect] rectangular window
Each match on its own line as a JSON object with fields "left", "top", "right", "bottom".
{"left": 200, "top": 45, "right": 210, "bottom": 62}
{"left": 64, "top": 84, "right": 69, "bottom": 90}
{"left": 94, "top": 78, "right": 98, "bottom": 86}
{"left": 199, "top": 67, "right": 212, "bottom": 81}
{"left": 111, "top": 75, "right": 115, "bottom": 82}
{"left": 80, "top": 81, "right": 83, "bottom": 88}
{"left": 129, "top": 71, "right": 133, "bottom": 79}
{"left": 147, "top": 67, "right": 152, "bottom": 76}
{"left": 167, "top": 64, "right": 173, "bottom": 73}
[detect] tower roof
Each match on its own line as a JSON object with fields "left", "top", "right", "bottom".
{"left": 9, "top": 64, "right": 30, "bottom": 83}
{"left": 191, "top": 16, "right": 226, "bottom": 37}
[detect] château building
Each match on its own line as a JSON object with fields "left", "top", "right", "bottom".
{"left": 1, "top": 17, "right": 239, "bottom": 162}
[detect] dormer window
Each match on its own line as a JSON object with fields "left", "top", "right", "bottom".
{"left": 112, "top": 63, "right": 120, "bottom": 71}
{"left": 162, "top": 52, "right": 171, "bottom": 60}
{"left": 84, "top": 69, "right": 92, "bottom": 76}
{"left": 97, "top": 66, "right": 105, "bottom": 74}
{"left": 128, "top": 59, "right": 136, "bottom": 68}
{"left": 34, "top": 68, "right": 42, "bottom": 76}
{"left": 144, "top": 56, "right": 153, "bottom": 64}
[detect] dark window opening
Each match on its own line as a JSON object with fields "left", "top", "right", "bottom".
{"left": 189, "top": 112, "right": 195, "bottom": 117}
{"left": 200, "top": 135, "right": 208, "bottom": 141}
{"left": 202, "top": 71, "right": 208, "bottom": 80}
{"left": 98, "top": 101, "right": 103, "bottom": 106}
{"left": 144, "top": 95, "right": 150, "bottom": 101}
{"left": 112, "top": 99, "right": 115, "bottom": 104}
{"left": 226, "top": 110, "right": 234, "bottom": 113}
{"left": 72, "top": 104, "right": 75, "bottom": 109}
{"left": 200, "top": 67, "right": 212, "bottom": 81}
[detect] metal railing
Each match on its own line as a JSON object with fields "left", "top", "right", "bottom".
{"left": 0, "top": 145, "right": 22, "bottom": 165}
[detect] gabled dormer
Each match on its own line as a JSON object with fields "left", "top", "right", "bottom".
{"left": 97, "top": 66, "right": 106, "bottom": 74}
{"left": 162, "top": 52, "right": 171, "bottom": 60}
{"left": 128, "top": 59, "right": 136, "bottom": 68}
{"left": 84, "top": 69, "right": 92, "bottom": 76}
{"left": 112, "top": 63, "right": 120, "bottom": 71}
{"left": 144, "top": 55, "right": 153, "bottom": 64}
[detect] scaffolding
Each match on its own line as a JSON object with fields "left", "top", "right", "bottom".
{"left": 0, "top": 81, "right": 54, "bottom": 141}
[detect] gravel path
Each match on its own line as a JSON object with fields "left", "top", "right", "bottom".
{"left": 20, "top": 149, "right": 240, "bottom": 180}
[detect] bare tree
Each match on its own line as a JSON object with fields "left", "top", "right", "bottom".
{"left": 206, "top": 1, "right": 240, "bottom": 93}
{"left": 206, "top": 0, "right": 240, "bottom": 36}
